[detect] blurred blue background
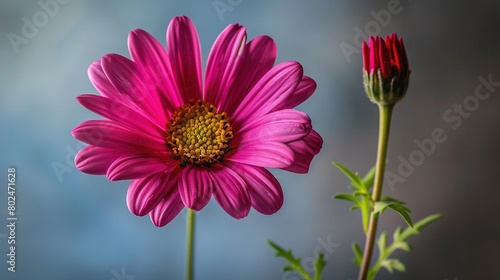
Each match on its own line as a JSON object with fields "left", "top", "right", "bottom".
{"left": 1, "top": 0, "right": 499, "bottom": 279}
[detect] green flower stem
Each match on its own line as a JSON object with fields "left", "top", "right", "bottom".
{"left": 186, "top": 209, "right": 196, "bottom": 280}
{"left": 358, "top": 104, "right": 394, "bottom": 280}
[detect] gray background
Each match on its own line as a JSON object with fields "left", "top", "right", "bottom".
{"left": 1, "top": 0, "right": 499, "bottom": 279}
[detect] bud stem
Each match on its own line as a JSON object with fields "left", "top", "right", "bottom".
{"left": 358, "top": 104, "right": 394, "bottom": 280}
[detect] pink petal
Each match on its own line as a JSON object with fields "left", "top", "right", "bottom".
{"left": 107, "top": 154, "right": 175, "bottom": 181}
{"left": 128, "top": 29, "right": 183, "bottom": 114}
{"left": 399, "top": 37, "right": 409, "bottom": 72}
{"left": 88, "top": 60, "right": 123, "bottom": 101}
{"left": 362, "top": 40, "right": 369, "bottom": 72}
{"left": 221, "top": 35, "right": 277, "bottom": 114}
{"left": 166, "top": 16, "right": 202, "bottom": 101}
{"left": 211, "top": 165, "right": 250, "bottom": 219}
{"left": 72, "top": 120, "right": 166, "bottom": 152}
{"left": 273, "top": 75, "right": 316, "bottom": 110}
{"left": 76, "top": 94, "right": 164, "bottom": 138}
{"left": 229, "top": 163, "right": 283, "bottom": 215}
{"left": 369, "top": 36, "right": 378, "bottom": 73}
{"left": 232, "top": 61, "right": 303, "bottom": 122}
{"left": 282, "top": 129, "right": 323, "bottom": 174}
{"left": 150, "top": 188, "right": 184, "bottom": 227}
{"left": 235, "top": 109, "right": 311, "bottom": 144}
{"left": 378, "top": 37, "right": 390, "bottom": 78}
{"left": 178, "top": 165, "right": 213, "bottom": 211}
{"left": 204, "top": 23, "right": 247, "bottom": 107}
{"left": 226, "top": 141, "right": 294, "bottom": 168}
{"left": 127, "top": 169, "right": 179, "bottom": 216}
{"left": 75, "top": 146, "right": 125, "bottom": 175}
{"left": 101, "top": 54, "right": 166, "bottom": 126}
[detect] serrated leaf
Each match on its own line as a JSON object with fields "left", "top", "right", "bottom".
{"left": 391, "top": 259, "right": 406, "bottom": 272}
{"left": 267, "top": 240, "right": 301, "bottom": 266}
{"left": 393, "top": 240, "right": 411, "bottom": 252}
{"left": 388, "top": 203, "right": 413, "bottom": 227}
{"left": 313, "top": 253, "right": 327, "bottom": 280}
{"left": 369, "top": 214, "right": 441, "bottom": 279}
{"left": 377, "top": 232, "right": 387, "bottom": 254}
{"left": 268, "top": 240, "right": 314, "bottom": 280}
{"left": 392, "top": 226, "right": 403, "bottom": 241}
{"left": 381, "top": 259, "right": 406, "bottom": 273}
{"left": 332, "top": 162, "right": 363, "bottom": 189}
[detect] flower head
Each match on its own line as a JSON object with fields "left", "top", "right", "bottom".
{"left": 362, "top": 33, "right": 410, "bottom": 105}
{"left": 72, "top": 16, "right": 322, "bottom": 227}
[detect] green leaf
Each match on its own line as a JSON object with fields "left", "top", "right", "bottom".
{"left": 400, "top": 213, "right": 442, "bottom": 240}
{"left": 333, "top": 193, "right": 361, "bottom": 205}
{"left": 375, "top": 196, "right": 414, "bottom": 227}
{"left": 373, "top": 201, "right": 393, "bottom": 215}
{"left": 392, "top": 226, "right": 403, "bottom": 241}
{"left": 352, "top": 243, "right": 363, "bottom": 266}
{"left": 394, "top": 240, "right": 412, "bottom": 252}
{"left": 332, "top": 162, "right": 375, "bottom": 233}
{"left": 388, "top": 203, "right": 413, "bottom": 227}
{"left": 267, "top": 240, "right": 303, "bottom": 273}
{"left": 332, "top": 161, "right": 363, "bottom": 189}
{"left": 362, "top": 165, "right": 376, "bottom": 189}
{"left": 268, "top": 240, "right": 325, "bottom": 280}
{"left": 349, "top": 205, "right": 360, "bottom": 211}
{"left": 369, "top": 214, "right": 442, "bottom": 278}
{"left": 380, "top": 196, "right": 411, "bottom": 212}
{"left": 381, "top": 258, "right": 406, "bottom": 273}
{"left": 376, "top": 232, "right": 387, "bottom": 255}
{"left": 380, "top": 195, "right": 405, "bottom": 203}
{"left": 353, "top": 190, "right": 370, "bottom": 197}
{"left": 313, "top": 253, "right": 327, "bottom": 280}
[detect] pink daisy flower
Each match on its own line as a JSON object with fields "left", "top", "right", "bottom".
{"left": 72, "top": 16, "right": 322, "bottom": 227}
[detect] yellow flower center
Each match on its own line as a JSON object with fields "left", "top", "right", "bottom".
{"left": 166, "top": 100, "right": 233, "bottom": 167}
